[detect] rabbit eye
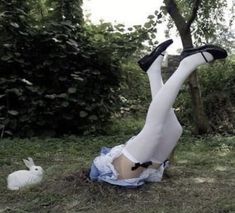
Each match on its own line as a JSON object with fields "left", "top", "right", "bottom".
{"left": 35, "top": 168, "right": 38, "bottom": 171}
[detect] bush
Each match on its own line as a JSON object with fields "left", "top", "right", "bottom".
{"left": 174, "top": 58, "right": 235, "bottom": 134}
{"left": 0, "top": 8, "right": 121, "bottom": 137}
{"left": 199, "top": 59, "right": 235, "bottom": 133}
{"left": 0, "top": 1, "right": 168, "bottom": 137}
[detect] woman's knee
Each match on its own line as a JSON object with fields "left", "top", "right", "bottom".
{"left": 143, "top": 123, "right": 164, "bottom": 139}
{"left": 175, "top": 123, "right": 183, "bottom": 138}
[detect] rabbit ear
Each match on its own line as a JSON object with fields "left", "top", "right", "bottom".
{"left": 23, "top": 159, "right": 31, "bottom": 168}
{"left": 23, "top": 157, "right": 35, "bottom": 168}
{"left": 27, "top": 157, "right": 35, "bottom": 166}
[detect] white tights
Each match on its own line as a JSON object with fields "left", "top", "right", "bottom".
{"left": 122, "top": 51, "right": 213, "bottom": 164}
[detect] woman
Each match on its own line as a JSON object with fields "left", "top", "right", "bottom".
{"left": 89, "top": 39, "right": 228, "bottom": 187}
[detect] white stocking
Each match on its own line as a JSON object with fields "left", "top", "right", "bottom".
{"left": 122, "top": 52, "right": 213, "bottom": 163}
{"left": 147, "top": 53, "right": 182, "bottom": 163}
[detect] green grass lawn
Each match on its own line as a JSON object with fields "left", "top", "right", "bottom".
{"left": 0, "top": 128, "right": 234, "bottom": 212}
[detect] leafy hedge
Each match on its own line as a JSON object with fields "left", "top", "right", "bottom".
{"left": 0, "top": 6, "right": 121, "bottom": 137}
{"left": 0, "top": 0, "right": 169, "bottom": 137}
{"left": 199, "top": 59, "right": 235, "bottom": 133}
{"left": 174, "top": 59, "right": 235, "bottom": 134}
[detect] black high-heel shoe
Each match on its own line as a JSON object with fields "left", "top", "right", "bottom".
{"left": 180, "top": 44, "right": 228, "bottom": 62}
{"left": 138, "top": 39, "right": 173, "bottom": 72}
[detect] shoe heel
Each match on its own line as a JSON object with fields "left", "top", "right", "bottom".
{"left": 138, "top": 55, "right": 150, "bottom": 71}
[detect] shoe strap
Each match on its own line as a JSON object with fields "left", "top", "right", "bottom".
{"left": 201, "top": 51, "right": 208, "bottom": 63}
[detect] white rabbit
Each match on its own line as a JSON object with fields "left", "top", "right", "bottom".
{"left": 7, "top": 157, "right": 44, "bottom": 190}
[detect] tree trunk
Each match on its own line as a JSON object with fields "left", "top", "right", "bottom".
{"left": 163, "top": 0, "right": 210, "bottom": 134}
{"left": 180, "top": 31, "right": 210, "bottom": 134}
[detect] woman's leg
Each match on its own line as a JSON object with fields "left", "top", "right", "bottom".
{"left": 145, "top": 51, "right": 183, "bottom": 164}
{"left": 123, "top": 52, "right": 214, "bottom": 163}
{"left": 114, "top": 45, "right": 227, "bottom": 179}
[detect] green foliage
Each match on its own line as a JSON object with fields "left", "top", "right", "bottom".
{"left": 84, "top": 16, "right": 160, "bottom": 59}
{"left": 27, "top": 0, "right": 54, "bottom": 26}
{"left": 0, "top": 0, "right": 161, "bottom": 137}
{"left": 51, "top": 0, "right": 84, "bottom": 24}
{"left": 199, "top": 59, "right": 235, "bottom": 133}
{"left": 192, "top": 0, "right": 234, "bottom": 47}
{"left": 175, "top": 58, "right": 235, "bottom": 133}
{"left": 0, "top": 1, "right": 121, "bottom": 137}
{"left": 105, "top": 115, "right": 145, "bottom": 136}
{"left": 82, "top": 19, "right": 160, "bottom": 118}
{"left": 161, "top": 0, "right": 235, "bottom": 49}
{"left": 174, "top": 86, "right": 193, "bottom": 128}
{"left": 26, "top": 0, "right": 84, "bottom": 27}
{"left": 118, "top": 61, "right": 151, "bottom": 116}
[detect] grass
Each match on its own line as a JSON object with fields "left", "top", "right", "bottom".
{"left": 0, "top": 118, "right": 234, "bottom": 213}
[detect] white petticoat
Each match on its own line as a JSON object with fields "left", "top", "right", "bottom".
{"left": 90, "top": 144, "right": 167, "bottom": 188}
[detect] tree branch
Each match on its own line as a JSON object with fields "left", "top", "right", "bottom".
{"left": 186, "top": 0, "right": 202, "bottom": 29}
{"left": 163, "top": 0, "right": 187, "bottom": 32}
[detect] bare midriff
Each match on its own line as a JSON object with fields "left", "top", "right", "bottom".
{"left": 112, "top": 154, "right": 162, "bottom": 179}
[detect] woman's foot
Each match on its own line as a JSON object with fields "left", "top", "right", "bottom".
{"left": 138, "top": 39, "right": 173, "bottom": 72}
{"left": 180, "top": 44, "right": 228, "bottom": 63}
